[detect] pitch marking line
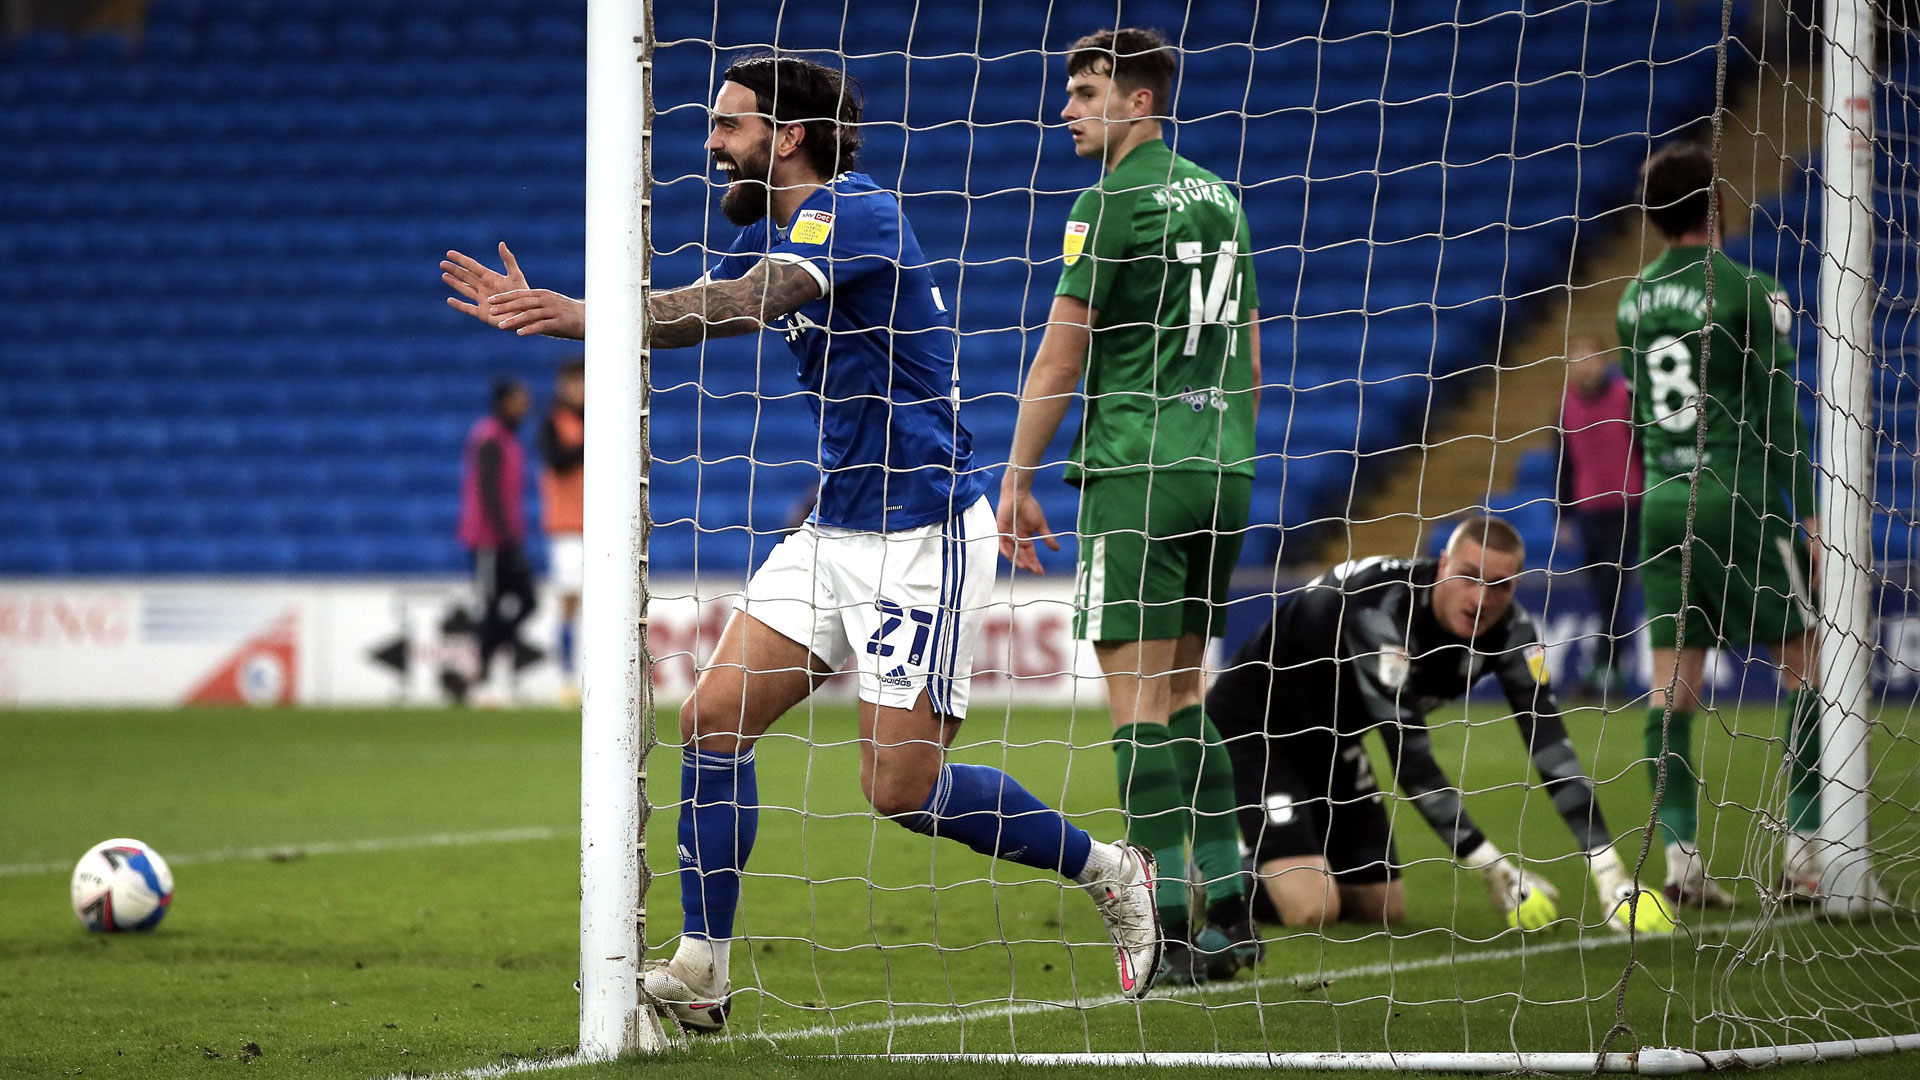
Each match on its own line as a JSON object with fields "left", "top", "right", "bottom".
{"left": 0, "top": 826, "right": 570, "bottom": 878}
{"left": 380, "top": 911, "right": 1820, "bottom": 1079}
{"left": 731, "top": 910, "right": 1823, "bottom": 1044}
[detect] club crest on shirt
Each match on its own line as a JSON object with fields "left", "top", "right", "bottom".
{"left": 791, "top": 209, "right": 834, "bottom": 245}
{"left": 1524, "top": 642, "right": 1549, "bottom": 685}
{"left": 1062, "top": 220, "right": 1090, "bottom": 265}
{"left": 1377, "top": 645, "right": 1410, "bottom": 690}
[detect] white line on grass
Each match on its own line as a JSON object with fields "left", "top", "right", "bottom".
{"left": 376, "top": 911, "right": 1822, "bottom": 1080}
{"left": 373, "top": 1055, "right": 589, "bottom": 1080}
{"left": 725, "top": 910, "right": 1823, "bottom": 1045}
{"left": 0, "top": 826, "right": 570, "bottom": 878}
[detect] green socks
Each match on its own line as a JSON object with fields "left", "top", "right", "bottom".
{"left": 1645, "top": 706, "right": 1699, "bottom": 845}
{"left": 1111, "top": 722, "right": 1191, "bottom": 919}
{"left": 1645, "top": 691, "right": 1822, "bottom": 844}
{"left": 1785, "top": 687, "right": 1823, "bottom": 833}
{"left": 1168, "top": 705, "right": 1248, "bottom": 907}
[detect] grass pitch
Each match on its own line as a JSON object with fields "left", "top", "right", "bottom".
{"left": 2, "top": 702, "right": 1917, "bottom": 1079}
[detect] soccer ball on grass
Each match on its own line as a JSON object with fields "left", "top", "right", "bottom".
{"left": 70, "top": 838, "right": 174, "bottom": 932}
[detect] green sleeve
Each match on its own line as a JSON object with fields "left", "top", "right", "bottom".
{"left": 1753, "top": 277, "right": 1818, "bottom": 516}
{"left": 1054, "top": 186, "right": 1132, "bottom": 310}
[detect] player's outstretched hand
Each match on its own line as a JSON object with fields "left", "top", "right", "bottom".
{"left": 488, "top": 288, "right": 586, "bottom": 340}
{"left": 996, "top": 491, "right": 1060, "bottom": 575}
{"left": 443, "top": 242, "right": 530, "bottom": 328}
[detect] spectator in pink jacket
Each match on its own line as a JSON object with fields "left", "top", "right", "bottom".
{"left": 1559, "top": 335, "right": 1644, "bottom": 696}
{"left": 459, "top": 377, "right": 535, "bottom": 704}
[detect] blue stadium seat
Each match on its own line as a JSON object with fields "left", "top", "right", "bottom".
{"left": 0, "top": 0, "right": 1743, "bottom": 573}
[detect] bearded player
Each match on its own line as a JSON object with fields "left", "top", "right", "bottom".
{"left": 998, "top": 26, "right": 1261, "bottom": 985}
{"left": 442, "top": 55, "right": 1164, "bottom": 1029}
{"left": 1211, "top": 516, "right": 1674, "bottom": 936}
{"left": 1620, "top": 142, "right": 1828, "bottom": 907}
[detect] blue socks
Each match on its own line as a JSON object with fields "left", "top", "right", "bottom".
{"left": 677, "top": 751, "right": 1092, "bottom": 946}
{"left": 678, "top": 747, "right": 758, "bottom": 941}
{"left": 899, "top": 762, "right": 1093, "bottom": 878}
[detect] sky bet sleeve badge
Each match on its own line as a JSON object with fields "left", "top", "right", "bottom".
{"left": 791, "top": 209, "right": 834, "bottom": 245}
{"left": 1062, "top": 220, "right": 1089, "bottom": 265}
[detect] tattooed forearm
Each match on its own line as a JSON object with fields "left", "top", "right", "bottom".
{"left": 648, "top": 258, "right": 822, "bottom": 349}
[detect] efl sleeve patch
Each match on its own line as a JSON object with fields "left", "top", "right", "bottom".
{"left": 1062, "top": 220, "right": 1090, "bottom": 265}
{"left": 1524, "top": 642, "right": 1549, "bottom": 686}
{"left": 790, "top": 209, "right": 834, "bottom": 246}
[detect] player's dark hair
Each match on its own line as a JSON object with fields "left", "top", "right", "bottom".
{"left": 722, "top": 54, "right": 863, "bottom": 179}
{"left": 1641, "top": 141, "right": 1717, "bottom": 239}
{"left": 1067, "top": 27, "right": 1177, "bottom": 119}
{"left": 1450, "top": 513, "right": 1525, "bottom": 558}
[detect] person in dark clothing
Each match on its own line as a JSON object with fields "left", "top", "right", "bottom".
{"left": 1208, "top": 515, "right": 1673, "bottom": 935}
{"left": 459, "top": 378, "right": 535, "bottom": 703}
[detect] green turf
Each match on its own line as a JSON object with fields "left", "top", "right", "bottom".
{"left": 1, "top": 702, "right": 1916, "bottom": 1079}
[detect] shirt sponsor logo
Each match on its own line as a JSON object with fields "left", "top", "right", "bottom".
{"left": 1062, "top": 220, "right": 1090, "bottom": 265}
{"left": 791, "top": 209, "right": 834, "bottom": 245}
{"left": 1524, "top": 642, "right": 1549, "bottom": 686}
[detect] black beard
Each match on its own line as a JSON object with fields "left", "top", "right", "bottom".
{"left": 720, "top": 178, "right": 770, "bottom": 225}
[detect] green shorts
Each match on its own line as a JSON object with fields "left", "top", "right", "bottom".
{"left": 1640, "top": 472, "right": 1813, "bottom": 650}
{"left": 1073, "top": 471, "right": 1252, "bottom": 642}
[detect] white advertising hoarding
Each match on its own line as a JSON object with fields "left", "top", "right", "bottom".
{"left": 0, "top": 577, "right": 1102, "bottom": 709}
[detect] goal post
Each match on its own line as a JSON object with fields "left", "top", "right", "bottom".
{"left": 579, "top": 0, "right": 666, "bottom": 1058}
{"left": 1815, "top": 0, "right": 1882, "bottom": 917}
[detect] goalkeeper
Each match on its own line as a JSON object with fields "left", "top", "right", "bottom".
{"left": 1211, "top": 515, "right": 1671, "bottom": 935}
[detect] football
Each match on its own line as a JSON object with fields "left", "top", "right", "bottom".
{"left": 70, "top": 838, "right": 175, "bottom": 933}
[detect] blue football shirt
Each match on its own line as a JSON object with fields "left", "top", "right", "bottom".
{"left": 710, "top": 172, "right": 990, "bottom": 532}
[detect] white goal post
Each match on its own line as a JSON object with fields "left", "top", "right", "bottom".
{"left": 578, "top": 0, "right": 667, "bottom": 1058}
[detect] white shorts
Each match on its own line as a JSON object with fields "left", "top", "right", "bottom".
{"left": 735, "top": 496, "right": 995, "bottom": 718}
{"left": 547, "top": 533, "right": 584, "bottom": 593}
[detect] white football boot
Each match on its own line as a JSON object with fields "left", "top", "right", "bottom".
{"left": 641, "top": 956, "right": 731, "bottom": 1034}
{"left": 1085, "top": 841, "right": 1163, "bottom": 999}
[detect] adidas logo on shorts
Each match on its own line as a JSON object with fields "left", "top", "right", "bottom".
{"left": 879, "top": 664, "right": 914, "bottom": 688}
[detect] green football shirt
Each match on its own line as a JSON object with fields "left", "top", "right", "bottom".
{"left": 1616, "top": 245, "right": 1816, "bottom": 513}
{"left": 1054, "top": 139, "right": 1259, "bottom": 483}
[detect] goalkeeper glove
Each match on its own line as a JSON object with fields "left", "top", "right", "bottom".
{"left": 1602, "top": 883, "right": 1676, "bottom": 935}
{"left": 1462, "top": 841, "right": 1559, "bottom": 930}
{"left": 1587, "top": 847, "right": 1675, "bottom": 935}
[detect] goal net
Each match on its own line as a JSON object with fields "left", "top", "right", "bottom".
{"left": 601, "top": 0, "right": 1920, "bottom": 1068}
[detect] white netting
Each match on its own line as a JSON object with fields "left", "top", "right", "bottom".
{"left": 623, "top": 0, "right": 1919, "bottom": 1067}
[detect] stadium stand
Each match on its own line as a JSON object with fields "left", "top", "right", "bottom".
{"left": 0, "top": 1, "right": 1726, "bottom": 575}
{"left": 1496, "top": 84, "right": 1920, "bottom": 570}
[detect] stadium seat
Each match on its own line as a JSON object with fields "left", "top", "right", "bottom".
{"left": 0, "top": 0, "right": 1740, "bottom": 574}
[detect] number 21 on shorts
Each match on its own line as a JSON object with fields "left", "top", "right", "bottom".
{"left": 867, "top": 599, "right": 935, "bottom": 665}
